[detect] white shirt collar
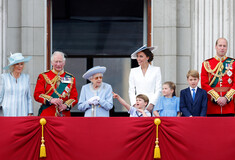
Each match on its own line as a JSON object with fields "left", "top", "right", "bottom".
{"left": 190, "top": 86, "right": 198, "bottom": 92}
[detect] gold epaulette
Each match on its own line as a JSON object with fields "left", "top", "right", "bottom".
{"left": 65, "top": 71, "right": 74, "bottom": 77}
{"left": 225, "top": 89, "right": 235, "bottom": 101}
{"left": 204, "top": 57, "right": 214, "bottom": 62}
{"left": 40, "top": 70, "right": 50, "bottom": 75}
{"left": 227, "top": 57, "right": 235, "bottom": 60}
{"left": 208, "top": 89, "right": 220, "bottom": 102}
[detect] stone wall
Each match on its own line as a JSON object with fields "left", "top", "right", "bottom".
{"left": 2, "top": 0, "right": 235, "bottom": 115}
{"left": 153, "top": 0, "right": 192, "bottom": 96}
{"left": 5, "top": 0, "right": 45, "bottom": 115}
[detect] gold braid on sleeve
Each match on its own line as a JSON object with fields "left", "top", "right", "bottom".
{"left": 39, "top": 94, "right": 53, "bottom": 104}
{"left": 225, "top": 89, "right": 235, "bottom": 101}
{"left": 65, "top": 99, "right": 75, "bottom": 107}
{"left": 208, "top": 89, "right": 220, "bottom": 102}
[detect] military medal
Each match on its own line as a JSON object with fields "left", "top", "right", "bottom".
{"left": 228, "top": 78, "right": 232, "bottom": 84}
{"left": 65, "top": 86, "right": 69, "bottom": 92}
{"left": 61, "top": 77, "right": 72, "bottom": 83}
{"left": 227, "top": 70, "right": 232, "bottom": 77}
{"left": 225, "top": 63, "right": 229, "bottom": 69}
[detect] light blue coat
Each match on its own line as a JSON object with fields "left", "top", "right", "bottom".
{"left": 0, "top": 73, "right": 33, "bottom": 116}
{"left": 78, "top": 82, "right": 113, "bottom": 117}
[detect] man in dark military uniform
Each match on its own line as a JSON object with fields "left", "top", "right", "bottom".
{"left": 201, "top": 38, "right": 235, "bottom": 116}
{"left": 34, "top": 51, "right": 78, "bottom": 117}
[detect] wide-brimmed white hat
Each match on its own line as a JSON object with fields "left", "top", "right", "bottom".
{"left": 82, "top": 66, "right": 106, "bottom": 80}
{"left": 131, "top": 44, "right": 157, "bottom": 59}
{"left": 4, "top": 53, "right": 32, "bottom": 70}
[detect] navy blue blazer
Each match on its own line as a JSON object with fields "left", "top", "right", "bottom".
{"left": 180, "top": 87, "right": 207, "bottom": 116}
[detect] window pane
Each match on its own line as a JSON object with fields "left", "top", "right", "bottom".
{"left": 94, "top": 58, "right": 131, "bottom": 112}
{"left": 53, "top": 0, "right": 143, "bottom": 56}
{"left": 64, "top": 58, "right": 87, "bottom": 113}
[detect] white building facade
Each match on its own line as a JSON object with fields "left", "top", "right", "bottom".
{"left": 0, "top": 0, "right": 234, "bottom": 115}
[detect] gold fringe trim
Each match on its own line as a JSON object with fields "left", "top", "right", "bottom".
{"left": 208, "top": 89, "right": 220, "bottom": 102}
{"left": 39, "top": 94, "right": 52, "bottom": 104}
{"left": 225, "top": 89, "right": 235, "bottom": 101}
{"left": 65, "top": 99, "right": 75, "bottom": 107}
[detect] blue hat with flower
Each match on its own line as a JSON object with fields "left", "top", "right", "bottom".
{"left": 131, "top": 44, "right": 157, "bottom": 59}
{"left": 4, "top": 53, "right": 32, "bottom": 70}
{"left": 82, "top": 66, "right": 106, "bottom": 80}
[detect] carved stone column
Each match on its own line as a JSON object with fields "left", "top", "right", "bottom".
{"left": 194, "top": 0, "right": 233, "bottom": 71}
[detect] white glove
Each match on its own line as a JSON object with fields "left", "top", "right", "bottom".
{"left": 93, "top": 96, "right": 100, "bottom": 101}
{"left": 88, "top": 97, "right": 94, "bottom": 105}
{"left": 92, "top": 99, "right": 99, "bottom": 106}
{"left": 88, "top": 96, "right": 100, "bottom": 105}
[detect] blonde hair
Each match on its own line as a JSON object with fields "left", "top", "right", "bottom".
{"left": 10, "top": 63, "right": 25, "bottom": 72}
{"left": 187, "top": 70, "right": 199, "bottom": 79}
{"left": 136, "top": 94, "right": 149, "bottom": 107}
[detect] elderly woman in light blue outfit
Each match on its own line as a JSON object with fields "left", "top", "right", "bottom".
{"left": 0, "top": 53, "right": 33, "bottom": 116}
{"left": 78, "top": 66, "right": 113, "bottom": 117}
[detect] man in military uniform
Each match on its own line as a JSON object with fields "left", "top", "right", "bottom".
{"left": 34, "top": 51, "right": 78, "bottom": 116}
{"left": 201, "top": 38, "right": 235, "bottom": 116}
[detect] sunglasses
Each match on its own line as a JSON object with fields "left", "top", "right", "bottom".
{"left": 94, "top": 76, "right": 103, "bottom": 80}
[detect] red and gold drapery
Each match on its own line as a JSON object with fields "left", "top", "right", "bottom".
{"left": 0, "top": 117, "right": 234, "bottom": 160}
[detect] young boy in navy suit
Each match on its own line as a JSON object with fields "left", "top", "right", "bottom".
{"left": 180, "top": 70, "right": 208, "bottom": 117}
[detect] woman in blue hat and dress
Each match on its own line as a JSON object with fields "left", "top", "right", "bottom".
{"left": 0, "top": 53, "right": 33, "bottom": 116}
{"left": 78, "top": 66, "right": 113, "bottom": 117}
{"left": 129, "top": 45, "right": 162, "bottom": 114}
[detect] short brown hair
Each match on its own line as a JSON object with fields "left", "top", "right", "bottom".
{"left": 163, "top": 81, "right": 176, "bottom": 97}
{"left": 136, "top": 94, "right": 149, "bottom": 106}
{"left": 215, "top": 38, "right": 228, "bottom": 46}
{"left": 187, "top": 70, "right": 199, "bottom": 79}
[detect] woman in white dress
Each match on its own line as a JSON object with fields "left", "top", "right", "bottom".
{"left": 0, "top": 53, "right": 33, "bottom": 116}
{"left": 129, "top": 45, "right": 162, "bottom": 113}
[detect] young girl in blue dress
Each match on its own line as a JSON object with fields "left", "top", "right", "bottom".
{"left": 153, "top": 81, "right": 181, "bottom": 117}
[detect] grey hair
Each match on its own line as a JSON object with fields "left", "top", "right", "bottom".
{"left": 88, "top": 73, "right": 103, "bottom": 81}
{"left": 88, "top": 76, "right": 93, "bottom": 81}
{"left": 51, "top": 51, "right": 66, "bottom": 62}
